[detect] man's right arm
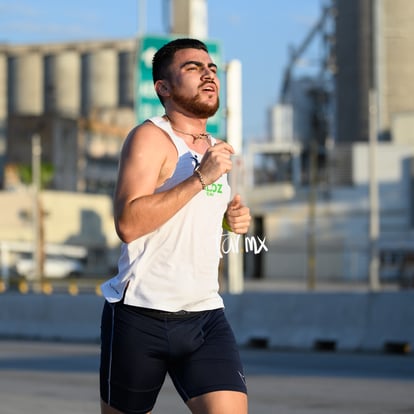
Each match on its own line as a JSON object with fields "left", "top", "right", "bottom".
{"left": 113, "top": 123, "right": 204, "bottom": 243}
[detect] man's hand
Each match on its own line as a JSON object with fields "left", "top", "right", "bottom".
{"left": 224, "top": 194, "right": 251, "bottom": 234}
{"left": 197, "top": 142, "right": 234, "bottom": 185}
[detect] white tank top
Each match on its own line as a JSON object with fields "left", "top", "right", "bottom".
{"left": 101, "top": 116, "right": 231, "bottom": 311}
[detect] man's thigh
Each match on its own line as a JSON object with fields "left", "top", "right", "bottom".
{"left": 168, "top": 309, "right": 247, "bottom": 402}
{"left": 100, "top": 302, "right": 168, "bottom": 413}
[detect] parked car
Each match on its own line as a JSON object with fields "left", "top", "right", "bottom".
{"left": 15, "top": 254, "right": 85, "bottom": 280}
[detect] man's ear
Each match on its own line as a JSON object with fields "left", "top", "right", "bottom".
{"left": 155, "top": 80, "right": 170, "bottom": 98}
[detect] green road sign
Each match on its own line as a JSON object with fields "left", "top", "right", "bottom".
{"left": 135, "top": 35, "right": 223, "bottom": 137}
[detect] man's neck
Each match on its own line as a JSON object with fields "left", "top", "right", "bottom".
{"left": 164, "top": 112, "right": 208, "bottom": 135}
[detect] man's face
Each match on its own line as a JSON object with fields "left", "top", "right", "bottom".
{"left": 167, "top": 48, "right": 220, "bottom": 118}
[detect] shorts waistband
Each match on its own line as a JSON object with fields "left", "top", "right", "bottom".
{"left": 123, "top": 304, "right": 205, "bottom": 319}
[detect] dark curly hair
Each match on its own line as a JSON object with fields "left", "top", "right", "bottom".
{"left": 152, "top": 38, "right": 208, "bottom": 84}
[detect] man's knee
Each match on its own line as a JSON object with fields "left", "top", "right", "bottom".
{"left": 186, "top": 390, "right": 248, "bottom": 414}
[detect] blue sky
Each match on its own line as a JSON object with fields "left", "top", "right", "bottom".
{"left": 0, "top": 0, "right": 324, "bottom": 141}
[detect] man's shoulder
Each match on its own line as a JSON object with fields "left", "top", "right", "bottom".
{"left": 122, "top": 119, "right": 174, "bottom": 156}
{"left": 127, "top": 119, "right": 169, "bottom": 141}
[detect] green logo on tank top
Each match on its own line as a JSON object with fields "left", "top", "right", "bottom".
{"left": 204, "top": 183, "right": 223, "bottom": 197}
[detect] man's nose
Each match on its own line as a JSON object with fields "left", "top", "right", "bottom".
{"left": 201, "top": 66, "right": 215, "bottom": 79}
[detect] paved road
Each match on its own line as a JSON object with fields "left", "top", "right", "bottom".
{"left": 0, "top": 340, "right": 413, "bottom": 414}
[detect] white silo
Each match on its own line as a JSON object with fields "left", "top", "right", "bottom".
{"left": 14, "top": 52, "right": 43, "bottom": 114}
{"left": 54, "top": 50, "right": 81, "bottom": 116}
{"left": 85, "top": 48, "right": 118, "bottom": 112}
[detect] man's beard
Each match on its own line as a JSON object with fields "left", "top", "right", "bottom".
{"left": 171, "top": 86, "right": 220, "bottom": 118}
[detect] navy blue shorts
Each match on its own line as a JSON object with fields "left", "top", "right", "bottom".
{"left": 100, "top": 301, "right": 247, "bottom": 414}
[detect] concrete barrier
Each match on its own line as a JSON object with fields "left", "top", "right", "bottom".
{"left": 223, "top": 291, "right": 414, "bottom": 352}
{"left": 0, "top": 291, "right": 413, "bottom": 353}
{"left": 0, "top": 293, "right": 104, "bottom": 342}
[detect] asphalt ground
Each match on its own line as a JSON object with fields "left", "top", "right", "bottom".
{"left": 1, "top": 340, "right": 414, "bottom": 414}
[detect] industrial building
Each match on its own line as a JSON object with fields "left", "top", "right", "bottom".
{"left": 253, "top": 0, "right": 414, "bottom": 286}
{"left": 0, "top": 39, "right": 136, "bottom": 193}
{"left": 267, "top": 0, "right": 414, "bottom": 182}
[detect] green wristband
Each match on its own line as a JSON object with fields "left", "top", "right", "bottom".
{"left": 222, "top": 216, "right": 232, "bottom": 232}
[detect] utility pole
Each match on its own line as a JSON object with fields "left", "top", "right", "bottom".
{"left": 368, "top": 90, "right": 380, "bottom": 291}
{"left": 307, "top": 138, "right": 317, "bottom": 290}
{"left": 32, "top": 134, "right": 44, "bottom": 284}
{"left": 307, "top": 87, "right": 326, "bottom": 291}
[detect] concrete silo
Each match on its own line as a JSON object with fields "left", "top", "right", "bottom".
{"left": 83, "top": 48, "right": 119, "bottom": 114}
{"left": 335, "top": 0, "right": 373, "bottom": 143}
{"left": 379, "top": 0, "right": 414, "bottom": 144}
{"left": 13, "top": 51, "right": 44, "bottom": 115}
{"left": 52, "top": 50, "right": 82, "bottom": 116}
{"left": 335, "top": 0, "right": 414, "bottom": 143}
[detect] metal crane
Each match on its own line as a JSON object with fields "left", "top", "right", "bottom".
{"left": 279, "top": 4, "right": 334, "bottom": 103}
